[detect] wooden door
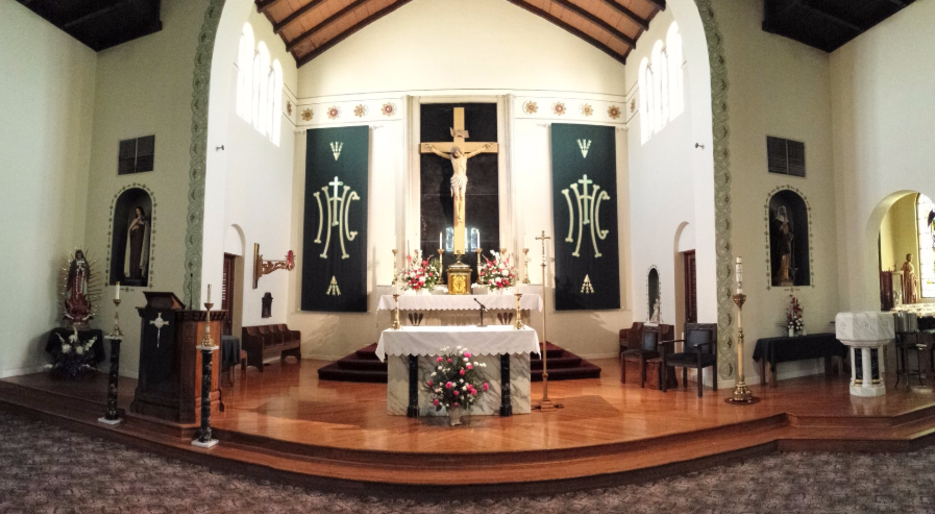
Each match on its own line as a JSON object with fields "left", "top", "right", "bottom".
{"left": 222, "top": 253, "right": 236, "bottom": 336}
{"left": 683, "top": 251, "right": 697, "bottom": 324}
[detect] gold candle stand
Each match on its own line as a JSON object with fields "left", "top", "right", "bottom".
{"left": 726, "top": 293, "right": 759, "bottom": 404}
{"left": 391, "top": 249, "right": 398, "bottom": 289}
{"left": 110, "top": 298, "right": 123, "bottom": 338}
{"left": 513, "top": 293, "right": 524, "bottom": 330}
{"left": 392, "top": 294, "right": 402, "bottom": 330}
{"left": 475, "top": 248, "right": 483, "bottom": 284}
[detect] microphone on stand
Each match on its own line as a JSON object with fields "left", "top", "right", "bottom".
{"left": 474, "top": 298, "right": 488, "bottom": 327}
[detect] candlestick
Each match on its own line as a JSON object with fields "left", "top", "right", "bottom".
{"left": 534, "top": 230, "right": 561, "bottom": 412}
{"left": 392, "top": 248, "right": 399, "bottom": 294}
{"left": 522, "top": 248, "right": 530, "bottom": 284}
{"left": 475, "top": 247, "right": 483, "bottom": 284}
{"left": 726, "top": 293, "right": 758, "bottom": 405}
{"left": 110, "top": 298, "right": 123, "bottom": 338}
{"left": 735, "top": 256, "right": 743, "bottom": 294}
{"left": 437, "top": 248, "right": 444, "bottom": 265}
{"left": 439, "top": 232, "right": 443, "bottom": 250}
{"left": 514, "top": 293, "right": 524, "bottom": 330}
{"left": 206, "top": 284, "right": 211, "bottom": 304}
{"left": 392, "top": 294, "right": 401, "bottom": 330}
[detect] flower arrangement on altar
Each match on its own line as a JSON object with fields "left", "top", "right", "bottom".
{"left": 49, "top": 328, "right": 98, "bottom": 380}
{"left": 786, "top": 295, "right": 804, "bottom": 334}
{"left": 480, "top": 251, "right": 518, "bottom": 292}
{"left": 402, "top": 250, "right": 442, "bottom": 293}
{"left": 425, "top": 346, "right": 489, "bottom": 424}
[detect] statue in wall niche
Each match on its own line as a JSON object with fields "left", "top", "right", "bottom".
{"left": 650, "top": 297, "right": 661, "bottom": 323}
{"left": 773, "top": 206, "right": 795, "bottom": 287}
{"left": 64, "top": 250, "right": 93, "bottom": 327}
{"left": 125, "top": 206, "right": 150, "bottom": 280}
{"left": 901, "top": 253, "right": 920, "bottom": 304}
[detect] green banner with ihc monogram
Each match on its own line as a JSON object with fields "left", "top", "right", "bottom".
{"left": 301, "top": 126, "right": 369, "bottom": 312}
{"left": 550, "top": 124, "right": 620, "bottom": 310}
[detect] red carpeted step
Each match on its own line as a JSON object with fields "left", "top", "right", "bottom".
{"left": 530, "top": 354, "right": 582, "bottom": 370}
{"left": 335, "top": 357, "right": 388, "bottom": 372}
{"left": 355, "top": 343, "right": 379, "bottom": 359}
{"left": 317, "top": 363, "right": 387, "bottom": 383}
{"left": 532, "top": 360, "right": 602, "bottom": 381}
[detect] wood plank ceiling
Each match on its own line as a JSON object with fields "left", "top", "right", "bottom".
{"left": 16, "top": 0, "right": 162, "bottom": 52}
{"left": 256, "top": 0, "right": 666, "bottom": 67}
{"left": 763, "top": 0, "right": 915, "bottom": 52}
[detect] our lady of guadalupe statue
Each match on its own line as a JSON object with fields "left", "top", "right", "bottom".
{"left": 64, "top": 250, "right": 92, "bottom": 326}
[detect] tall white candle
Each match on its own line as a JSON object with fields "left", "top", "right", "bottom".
{"left": 439, "top": 232, "right": 443, "bottom": 250}
{"left": 735, "top": 256, "right": 743, "bottom": 294}
{"left": 207, "top": 284, "right": 212, "bottom": 304}
{"left": 115, "top": 282, "right": 120, "bottom": 301}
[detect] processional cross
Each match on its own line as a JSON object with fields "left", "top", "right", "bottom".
{"left": 420, "top": 107, "right": 498, "bottom": 254}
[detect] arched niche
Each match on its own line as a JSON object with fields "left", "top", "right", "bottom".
{"left": 767, "top": 188, "right": 811, "bottom": 288}
{"left": 109, "top": 187, "right": 154, "bottom": 287}
{"left": 647, "top": 266, "right": 660, "bottom": 322}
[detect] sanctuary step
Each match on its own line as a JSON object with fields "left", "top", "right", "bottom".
{"left": 317, "top": 342, "right": 602, "bottom": 383}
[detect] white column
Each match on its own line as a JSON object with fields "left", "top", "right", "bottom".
{"left": 861, "top": 348, "right": 873, "bottom": 391}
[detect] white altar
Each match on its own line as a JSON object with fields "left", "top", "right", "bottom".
{"left": 376, "top": 325, "right": 540, "bottom": 416}
{"left": 377, "top": 291, "right": 542, "bottom": 327}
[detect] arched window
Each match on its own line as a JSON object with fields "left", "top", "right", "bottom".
{"left": 667, "top": 22, "right": 684, "bottom": 120}
{"left": 269, "top": 59, "right": 283, "bottom": 146}
{"left": 639, "top": 57, "right": 652, "bottom": 145}
{"left": 253, "top": 42, "right": 270, "bottom": 136}
{"left": 651, "top": 40, "right": 668, "bottom": 134}
{"left": 236, "top": 23, "right": 254, "bottom": 121}
{"left": 917, "top": 194, "right": 935, "bottom": 298}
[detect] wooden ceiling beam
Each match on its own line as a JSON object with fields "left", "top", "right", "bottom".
{"left": 286, "top": 0, "right": 372, "bottom": 53}
{"left": 297, "top": 0, "right": 414, "bottom": 66}
{"left": 256, "top": 0, "right": 285, "bottom": 14}
{"left": 549, "top": 0, "right": 636, "bottom": 50}
{"left": 644, "top": 0, "right": 666, "bottom": 10}
{"left": 273, "top": 0, "right": 328, "bottom": 34}
{"left": 502, "top": 0, "right": 626, "bottom": 64}
{"left": 800, "top": 0, "right": 863, "bottom": 32}
{"left": 62, "top": 0, "right": 138, "bottom": 29}
{"left": 884, "top": 0, "right": 907, "bottom": 6}
{"left": 597, "top": 0, "right": 649, "bottom": 31}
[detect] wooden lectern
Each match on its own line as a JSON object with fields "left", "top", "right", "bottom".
{"left": 130, "top": 292, "right": 225, "bottom": 424}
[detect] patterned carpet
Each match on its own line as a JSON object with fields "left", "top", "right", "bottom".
{"left": 1, "top": 409, "right": 933, "bottom": 513}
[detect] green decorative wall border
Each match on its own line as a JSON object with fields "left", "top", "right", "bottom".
{"left": 694, "top": 0, "right": 735, "bottom": 380}
{"left": 184, "top": 0, "right": 226, "bottom": 309}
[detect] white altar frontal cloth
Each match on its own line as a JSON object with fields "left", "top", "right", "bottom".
{"left": 377, "top": 294, "right": 542, "bottom": 312}
{"left": 376, "top": 325, "right": 541, "bottom": 362}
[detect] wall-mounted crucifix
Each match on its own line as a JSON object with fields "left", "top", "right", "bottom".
{"left": 420, "top": 107, "right": 498, "bottom": 255}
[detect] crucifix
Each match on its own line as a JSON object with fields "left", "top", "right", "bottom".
{"left": 420, "top": 107, "right": 499, "bottom": 254}
{"left": 149, "top": 312, "right": 169, "bottom": 348}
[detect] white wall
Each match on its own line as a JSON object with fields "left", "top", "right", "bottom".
{"left": 297, "top": 0, "right": 627, "bottom": 98}
{"left": 203, "top": 1, "right": 298, "bottom": 329}
{"left": 716, "top": 0, "right": 840, "bottom": 382}
{"left": 626, "top": 8, "right": 696, "bottom": 328}
{"left": 289, "top": 0, "right": 635, "bottom": 360}
{"left": 830, "top": 0, "right": 935, "bottom": 311}
{"left": 83, "top": 0, "right": 210, "bottom": 377}
{"left": 0, "top": 1, "right": 97, "bottom": 377}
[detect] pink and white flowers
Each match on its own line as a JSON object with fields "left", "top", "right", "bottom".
{"left": 401, "top": 250, "right": 441, "bottom": 292}
{"left": 423, "top": 346, "right": 489, "bottom": 413}
{"left": 479, "top": 251, "right": 518, "bottom": 292}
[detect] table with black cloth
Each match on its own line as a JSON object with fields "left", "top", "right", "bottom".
{"left": 753, "top": 333, "right": 847, "bottom": 387}
{"left": 220, "top": 335, "right": 241, "bottom": 371}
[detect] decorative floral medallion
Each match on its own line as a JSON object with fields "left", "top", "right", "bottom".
{"left": 327, "top": 106, "right": 341, "bottom": 120}
{"left": 300, "top": 108, "right": 313, "bottom": 122}
{"left": 553, "top": 102, "right": 566, "bottom": 116}
{"left": 286, "top": 101, "right": 293, "bottom": 116}
{"left": 353, "top": 104, "right": 368, "bottom": 118}
{"left": 580, "top": 103, "right": 594, "bottom": 117}
{"left": 629, "top": 99, "right": 636, "bottom": 113}
{"left": 608, "top": 105, "right": 621, "bottom": 120}
{"left": 381, "top": 102, "right": 396, "bottom": 117}
{"left": 522, "top": 101, "right": 538, "bottom": 115}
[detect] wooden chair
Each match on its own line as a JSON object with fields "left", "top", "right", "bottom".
{"left": 659, "top": 323, "right": 718, "bottom": 397}
{"left": 619, "top": 323, "right": 644, "bottom": 359}
{"left": 621, "top": 324, "right": 671, "bottom": 388}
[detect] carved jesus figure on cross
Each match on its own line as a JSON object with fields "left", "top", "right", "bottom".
{"left": 421, "top": 107, "right": 498, "bottom": 254}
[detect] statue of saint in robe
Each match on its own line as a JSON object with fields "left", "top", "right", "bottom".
{"left": 125, "top": 206, "right": 150, "bottom": 281}
{"left": 65, "top": 250, "right": 92, "bottom": 326}
{"left": 773, "top": 206, "right": 794, "bottom": 286}
{"left": 901, "top": 253, "right": 920, "bottom": 304}
{"left": 424, "top": 143, "right": 492, "bottom": 231}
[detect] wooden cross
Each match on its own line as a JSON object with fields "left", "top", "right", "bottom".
{"left": 420, "top": 107, "right": 499, "bottom": 156}
{"left": 420, "top": 107, "right": 499, "bottom": 254}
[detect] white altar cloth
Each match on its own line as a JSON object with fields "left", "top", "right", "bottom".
{"left": 376, "top": 325, "right": 540, "bottom": 362}
{"left": 377, "top": 294, "right": 542, "bottom": 312}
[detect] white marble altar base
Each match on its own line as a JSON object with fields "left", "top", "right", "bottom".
{"left": 387, "top": 354, "right": 531, "bottom": 416}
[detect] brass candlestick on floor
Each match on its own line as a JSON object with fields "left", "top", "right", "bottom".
{"left": 534, "top": 231, "right": 562, "bottom": 412}
{"left": 727, "top": 257, "right": 758, "bottom": 405}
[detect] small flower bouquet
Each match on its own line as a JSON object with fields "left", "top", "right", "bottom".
{"left": 786, "top": 295, "right": 804, "bottom": 335}
{"left": 479, "top": 251, "right": 518, "bottom": 293}
{"left": 50, "top": 329, "right": 98, "bottom": 380}
{"left": 425, "top": 346, "right": 488, "bottom": 425}
{"left": 402, "top": 250, "right": 442, "bottom": 293}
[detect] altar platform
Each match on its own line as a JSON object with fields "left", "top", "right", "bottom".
{"left": 3, "top": 359, "right": 935, "bottom": 496}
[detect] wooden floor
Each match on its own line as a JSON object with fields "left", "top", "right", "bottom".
{"left": 3, "top": 357, "right": 935, "bottom": 494}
